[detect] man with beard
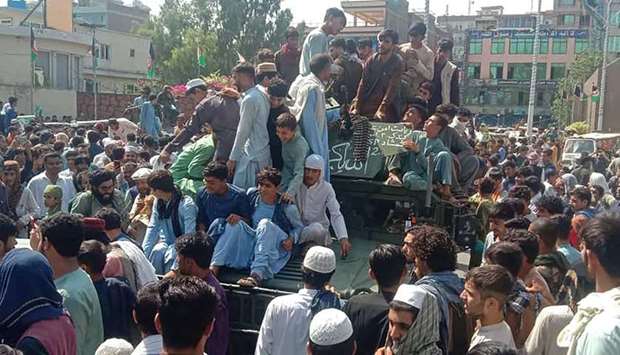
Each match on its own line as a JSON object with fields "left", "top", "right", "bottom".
{"left": 169, "top": 232, "right": 229, "bottom": 355}
{"left": 127, "top": 168, "right": 153, "bottom": 243}
{"left": 352, "top": 29, "right": 404, "bottom": 122}
{"left": 161, "top": 78, "right": 240, "bottom": 164}
{"left": 375, "top": 284, "right": 442, "bottom": 355}
{"left": 70, "top": 169, "right": 130, "bottom": 228}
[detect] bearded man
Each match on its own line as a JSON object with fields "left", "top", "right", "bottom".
{"left": 70, "top": 169, "right": 131, "bottom": 228}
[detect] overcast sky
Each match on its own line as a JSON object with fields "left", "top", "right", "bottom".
{"left": 2, "top": 0, "right": 555, "bottom": 25}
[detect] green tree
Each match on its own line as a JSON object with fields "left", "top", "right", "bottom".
{"left": 160, "top": 28, "right": 218, "bottom": 83}
{"left": 551, "top": 52, "right": 602, "bottom": 127}
{"left": 214, "top": 0, "right": 293, "bottom": 71}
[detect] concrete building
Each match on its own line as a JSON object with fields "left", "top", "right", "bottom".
{"left": 74, "top": 0, "right": 150, "bottom": 34}
{"left": 582, "top": 58, "right": 620, "bottom": 132}
{"left": 0, "top": 0, "right": 152, "bottom": 117}
{"left": 76, "top": 26, "right": 152, "bottom": 95}
{"left": 339, "top": 0, "right": 450, "bottom": 49}
{"left": 0, "top": 25, "right": 90, "bottom": 117}
{"left": 463, "top": 28, "right": 588, "bottom": 119}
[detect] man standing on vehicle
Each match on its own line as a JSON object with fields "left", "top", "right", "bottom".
{"left": 298, "top": 8, "right": 347, "bottom": 76}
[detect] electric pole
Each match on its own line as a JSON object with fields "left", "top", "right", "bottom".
{"left": 527, "top": 0, "right": 542, "bottom": 138}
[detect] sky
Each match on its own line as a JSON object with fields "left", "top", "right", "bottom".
{"left": 134, "top": 0, "right": 555, "bottom": 25}
{"left": 1, "top": 0, "right": 555, "bottom": 24}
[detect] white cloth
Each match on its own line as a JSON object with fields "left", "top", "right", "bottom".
{"left": 524, "top": 305, "right": 573, "bottom": 355}
{"left": 95, "top": 338, "right": 133, "bottom": 355}
{"left": 289, "top": 74, "right": 327, "bottom": 136}
{"left": 255, "top": 288, "right": 319, "bottom": 355}
{"left": 114, "top": 240, "right": 157, "bottom": 289}
{"left": 26, "top": 172, "right": 76, "bottom": 215}
{"left": 449, "top": 117, "right": 468, "bottom": 137}
{"left": 131, "top": 334, "right": 163, "bottom": 355}
{"left": 93, "top": 152, "right": 111, "bottom": 169}
{"left": 303, "top": 246, "right": 336, "bottom": 274}
{"left": 15, "top": 186, "right": 39, "bottom": 238}
{"left": 296, "top": 156, "right": 348, "bottom": 240}
{"left": 558, "top": 286, "right": 620, "bottom": 355}
{"left": 108, "top": 118, "right": 139, "bottom": 142}
{"left": 469, "top": 321, "right": 516, "bottom": 350}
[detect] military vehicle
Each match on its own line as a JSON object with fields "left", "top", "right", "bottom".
{"left": 220, "top": 122, "right": 477, "bottom": 354}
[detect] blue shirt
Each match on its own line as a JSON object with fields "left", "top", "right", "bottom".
{"left": 195, "top": 184, "right": 252, "bottom": 228}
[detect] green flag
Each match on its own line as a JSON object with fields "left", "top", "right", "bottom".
{"left": 30, "top": 26, "right": 38, "bottom": 61}
{"left": 197, "top": 47, "right": 207, "bottom": 68}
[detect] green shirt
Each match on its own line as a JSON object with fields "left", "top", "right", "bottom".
{"left": 281, "top": 133, "right": 309, "bottom": 195}
{"left": 55, "top": 268, "right": 104, "bottom": 355}
{"left": 170, "top": 135, "right": 215, "bottom": 198}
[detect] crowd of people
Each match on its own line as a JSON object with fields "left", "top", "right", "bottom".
{"left": 0, "top": 6, "right": 619, "bottom": 355}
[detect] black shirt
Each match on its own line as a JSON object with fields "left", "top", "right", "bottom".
{"left": 342, "top": 292, "right": 395, "bottom": 355}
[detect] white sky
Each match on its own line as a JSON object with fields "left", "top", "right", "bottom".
{"left": 2, "top": 0, "right": 556, "bottom": 24}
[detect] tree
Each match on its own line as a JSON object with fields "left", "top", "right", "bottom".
{"left": 214, "top": 0, "right": 293, "bottom": 71}
{"left": 135, "top": 0, "right": 292, "bottom": 83}
{"left": 551, "top": 52, "right": 602, "bottom": 127}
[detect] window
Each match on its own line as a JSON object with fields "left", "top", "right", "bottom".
{"left": 538, "top": 38, "right": 548, "bottom": 54}
{"left": 491, "top": 38, "right": 505, "bottom": 54}
{"left": 610, "top": 36, "right": 620, "bottom": 53}
{"left": 124, "top": 84, "right": 137, "bottom": 94}
{"left": 560, "top": 14, "right": 575, "bottom": 26}
{"left": 558, "top": 0, "right": 575, "bottom": 5}
{"left": 507, "top": 63, "right": 546, "bottom": 80}
{"left": 611, "top": 11, "right": 620, "bottom": 27}
{"left": 55, "top": 53, "right": 70, "bottom": 90}
{"left": 129, "top": 49, "right": 135, "bottom": 57}
{"left": 575, "top": 38, "right": 589, "bottom": 53}
{"left": 551, "top": 63, "right": 566, "bottom": 80}
{"left": 517, "top": 91, "right": 528, "bottom": 106}
{"left": 469, "top": 39, "right": 482, "bottom": 54}
{"left": 537, "top": 92, "right": 545, "bottom": 106}
{"left": 34, "top": 51, "right": 50, "bottom": 88}
{"left": 580, "top": 15, "right": 591, "bottom": 27}
{"left": 552, "top": 38, "right": 567, "bottom": 54}
{"left": 0, "top": 18, "right": 12, "bottom": 25}
{"left": 467, "top": 63, "right": 481, "bottom": 79}
{"left": 95, "top": 43, "right": 110, "bottom": 60}
{"left": 510, "top": 38, "right": 533, "bottom": 54}
{"left": 490, "top": 63, "right": 504, "bottom": 79}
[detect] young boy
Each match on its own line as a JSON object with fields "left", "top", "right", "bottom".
{"left": 481, "top": 201, "right": 517, "bottom": 262}
{"left": 276, "top": 112, "right": 309, "bottom": 203}
{"left": 485, "top": 241, "right": 537, "bottom": 349}
{"left": 43, "top": 185, "right": 63, "bottom": 218}
{"left": 461, "top": 265, "right": 516, "bottom": 350}
{"left": 267, "top": 79, "right": 290, "bottom": 171}
{"left": 78, "top": 240, "right": 137, "bottom": 342}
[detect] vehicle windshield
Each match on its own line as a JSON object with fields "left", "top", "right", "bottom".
{"left": 564, "top": 139, "right": 595, "bottom": 154}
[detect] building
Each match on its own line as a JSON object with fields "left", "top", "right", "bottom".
{"left": 77, "top": 26, "right": 152, "bottom": 95}
{"left": 339, "top": 0, "right": 450, "bottom": 49}
{"left": 582, "top": 58, "right": 620, "bottom": 132}
{"left": 0, "top": 0, "right": 152, "bottom": 117}
{"left": 463, "top": 28, "right": 588, "bottom": 120}
{"left": 74, "top": 0, "right": 150, "bottom": 34}
{"left": 0, "top": 25, "right": 90, "bottom": 117}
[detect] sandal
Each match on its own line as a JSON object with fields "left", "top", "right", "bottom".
{"left": 237, "top": 275, "right": 260, "bottom": 288}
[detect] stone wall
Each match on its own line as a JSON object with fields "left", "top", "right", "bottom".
{"left": 76, "top": 92, "right": 194, "bottom": 121}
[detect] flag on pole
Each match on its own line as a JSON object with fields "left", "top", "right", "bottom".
{"left": 147, "top": 42, "right": 155, "bottom": 79}
{"left": 30, "top": 26, "right": 38, "bottom": 61}
{"left": 197, "top": 47, "right": 207, "bottom": 68}
{"left": 88, "top": 34, "right": 98, "bottom": 69}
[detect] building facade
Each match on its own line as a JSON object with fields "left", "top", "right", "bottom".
{"left": 74, "top": 0, "right": 150, "bottom": 34}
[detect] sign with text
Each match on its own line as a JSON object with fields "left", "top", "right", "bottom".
{"left": 328, "top": 122, "right": 412, "bottom": 179}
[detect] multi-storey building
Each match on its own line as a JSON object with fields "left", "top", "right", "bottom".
{"left": 74, "top": 0, "right": 150, "bottom": 34}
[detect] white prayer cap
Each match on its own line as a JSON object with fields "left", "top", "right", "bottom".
{"left": 186, "top": 78, "right": 207, "bottom": 94}
{"left": 309, "top": 308, "right": 353, "bottom": 346}
{"left": 393, "top": 284, "right": 427, "bottom": 310}
{"left": 101, "top": 137, "right": 116, "bottom": 148}
{"left": 303, "top": 246, "right": 336, "bottom": 274}
{"left": 305, "top": 154, "right": 324, "bottom": 170}
{"left": 94, "top": 338, "right": 133, "bottom": 355}
{"left": 131, "top": 167, "right": 153, "bottom": 181}
{"left": 125, "top": 145, "right": 140, "bottom": 153}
